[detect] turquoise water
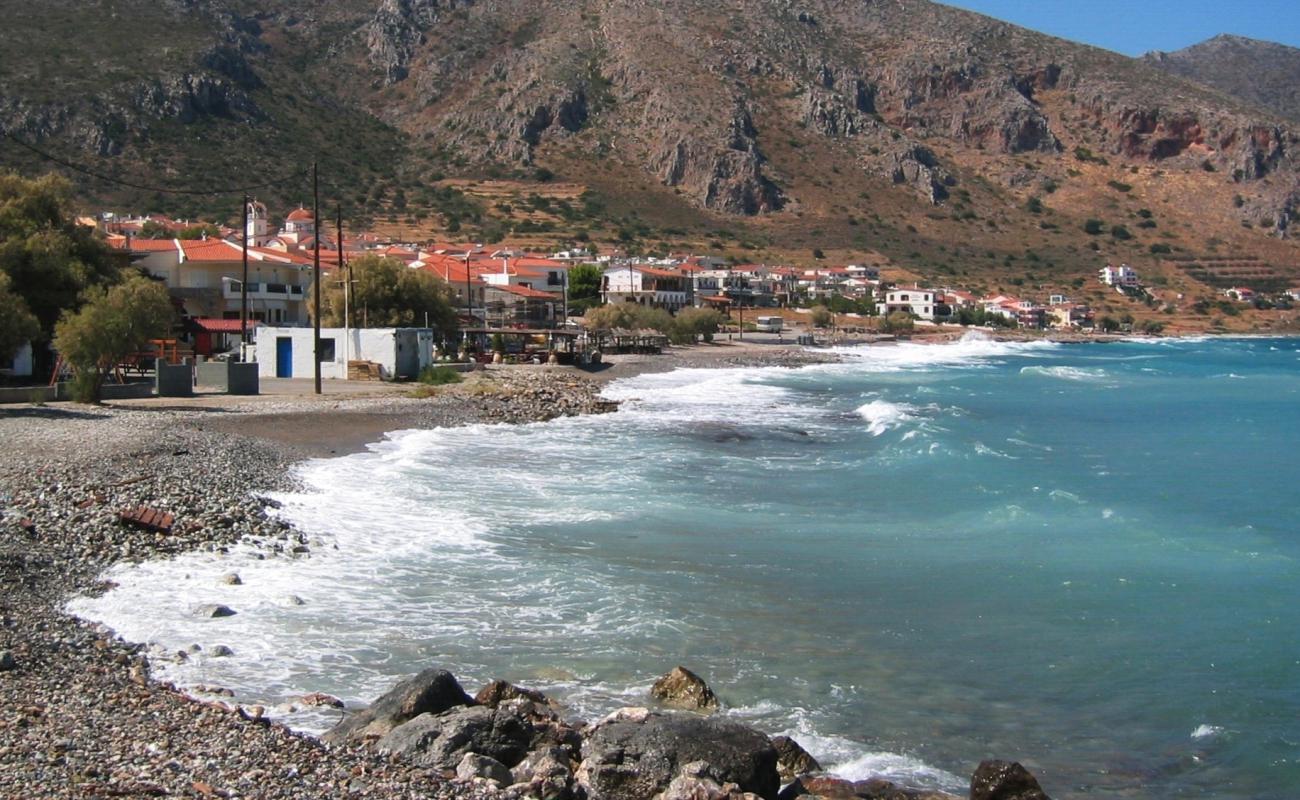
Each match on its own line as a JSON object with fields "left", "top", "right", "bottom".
{"left": 72, "top": 335, "right": 1300, "bottom": 798}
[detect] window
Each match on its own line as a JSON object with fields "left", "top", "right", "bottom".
{"left": 319, "top": 338, "right": 336, "bottom": 361}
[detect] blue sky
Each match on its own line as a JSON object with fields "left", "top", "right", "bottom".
{"left": 940, "top": 1, "right": 1300, "bottom": 55}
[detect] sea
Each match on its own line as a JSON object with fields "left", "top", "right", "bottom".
{"left": 68, "top": 334, "right": 1300, "bottom": 799}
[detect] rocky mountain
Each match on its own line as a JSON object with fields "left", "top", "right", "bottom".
{"left": 1143, "top": 35, "right": 1300, "bottom": 123}
{"left": 1, "top": 0, "right": 1297, "bottom": 306}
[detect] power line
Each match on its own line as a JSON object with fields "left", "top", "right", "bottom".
{"left": 2, "top": 130, "right": 308, "bottom": 196}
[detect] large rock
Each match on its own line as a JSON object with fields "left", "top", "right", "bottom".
{"left": 969, "top": 761, "right": 1050, "bottom": 800}
{"left": 377, "top": 704, "right": 535, "bottom": 769}
{"left": 578, "top": 712, "right": 779, "bottom": 800}
{"left": 476, "top": 679, "right": 551, "bottom": 708}
{"left": 771, "top": 736, "right": 820, "bottom": 783}
{"left": 322, "top": 668, "right": 474, "bottom": 745}
{"left": 457, "top": 752, "right": 514, "bottom": 785}
{"left": 651, "top": 666, "right": 720, "bottom": 712}
{"left": 513, "top": 746, "right": 578, "bottom": 800}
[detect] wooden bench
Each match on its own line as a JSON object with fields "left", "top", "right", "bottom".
{"left": 118, "top": 506, "right": 176, "bottom": 533}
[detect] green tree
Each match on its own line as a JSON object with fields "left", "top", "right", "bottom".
{"left": 0, "top": 173, "right": 122, "bottom": 374}
{"left": 314, "top": 255, "right": 457, "bottom": 335}
{"left": 810, "top": 305, "right": 833, "bottom": 328}
{"left": 0, "top": 271, "right": 39, "bottom": 362}
{"left": 567, "top": 263, "right": 603, "bottom": 302}
{"left": 53, "top": 275, "right": 174, "bottom": 402}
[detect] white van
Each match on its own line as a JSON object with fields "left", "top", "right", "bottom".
{"left": 755, "top": 315, "right": 784, "bottom": 333}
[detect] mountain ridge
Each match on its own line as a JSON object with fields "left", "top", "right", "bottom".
{"left": 1, "top": 0, "right": 1296, "bottom": 316}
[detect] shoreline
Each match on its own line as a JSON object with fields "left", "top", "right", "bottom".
{"left": 1, "top": 332, "right": 1265, "bottom": 798}
{"left": 0, "top": 343, "right": 841, "bottom": 799}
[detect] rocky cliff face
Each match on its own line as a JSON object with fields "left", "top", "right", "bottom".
{"left": 2, "top": 0, "right": 1298, "bottom": 237}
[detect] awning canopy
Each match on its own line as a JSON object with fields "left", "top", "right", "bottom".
{"left": 193, "top": 318, "right": 257, "bottom": 333}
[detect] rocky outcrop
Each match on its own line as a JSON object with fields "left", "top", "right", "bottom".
{"left": 365, "top": 0, "right": 464, "bottom": 85}
{"left": 650, "top": 103, "right": 784, "bottom": 214}
{"left": 771, "top": 735, "right": 820, "bottom": 783}
{"left": 475, "top": 678, "right": 552, "bottom": 708}
{"left": 969, "top": 761, "right": 1051, "bottom": 800}
{"left": 376, "top": 691, "right": 582, "bottom": 771}
{"left": 871, "top": 144, "right": 955, "bottom": 205}
{"left": 577, "top": 712, "right": 780, "bottom": 800}
{"left": 322, "top": 667, "right": 473, "bottom": 744}
{"left": 651, "top": 666, "right": 720, "bottom": 712}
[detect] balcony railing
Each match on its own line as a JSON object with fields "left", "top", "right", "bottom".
{"left": 223, "top": 280, "right": 306, "bottom": 300}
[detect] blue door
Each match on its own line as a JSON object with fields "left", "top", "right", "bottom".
{"left": 275, "top": 337, "right": 292, "bottom": 378}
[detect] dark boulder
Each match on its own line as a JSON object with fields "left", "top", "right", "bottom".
{"left": 194, "top": 604, "right": 236, "bottom": 618}
{"left": 322, "top": 668, "right": 474, "bottom": 744}
{"left": 969, "top": 761, "right": 1050, "bottom": 800}
{"left": 577, "top": 712, "right": 779, "bottom": 800}
{"left": 771, "top": 736, "right": 821, "bottom": 782}
{"left": 651, "top": 666, "right": 720, "bottom": 712}
{"left": 779, "top": 776, "right": 957, "bottom": 800}
{"left": 377, "top": 704, "right": 535, "bottom": 769}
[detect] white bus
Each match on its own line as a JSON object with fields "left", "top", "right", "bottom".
{"left": 754, "top": 315, "right": 784, "bottom": 333}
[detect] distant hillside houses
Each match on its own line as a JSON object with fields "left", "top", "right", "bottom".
{"left": 93, "top": 206, "right": 1120, "bottom": 356}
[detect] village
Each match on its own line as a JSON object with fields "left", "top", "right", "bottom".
{"left": 4, "top": 199, "right": 1298, "bottom": 388}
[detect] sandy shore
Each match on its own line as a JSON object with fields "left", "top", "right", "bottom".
{"left": 0, "top": 342, "right": 837, "bottom": 799}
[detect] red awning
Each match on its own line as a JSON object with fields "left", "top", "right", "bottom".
{"left": 700, "top": 295, "right": 732, "bottom": 304}
{"left": 193, "top": 318, "right": 257, "bottom": 333}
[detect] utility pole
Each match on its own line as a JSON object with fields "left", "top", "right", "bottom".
{"left": 240, "top": 194, "right": 249, "bottom": 358}
{"left": 313, "top": 162, "right": 321, "bottom": 395}
{"left": 337, "top": 205, "right": 348, "bottom": 371}
{"left": 463, "top": 251, "right": 473, "bottom": 349}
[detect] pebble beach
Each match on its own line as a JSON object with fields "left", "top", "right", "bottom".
{"left": 0, "top": 344, "right": 837, "bottom": 800}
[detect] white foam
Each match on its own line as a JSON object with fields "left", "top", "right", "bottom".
{"left": 822, "top": 331, "right": 1060, "bottom": 374}
{"left": 1019, "top": 365, "right": 1111, "bottom": 382}
{"left": 856, "top": 399, "right": 918, "bottom": 436}
{"left": 1191, "top": 724, "right": 1223, "bottom": 739}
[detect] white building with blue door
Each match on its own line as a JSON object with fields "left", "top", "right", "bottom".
{"left": 253, "top": 326, "right": 435, "bottom": 380}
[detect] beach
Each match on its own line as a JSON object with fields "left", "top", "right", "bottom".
{"left": 0, "top": 341, "right": 835, "bottom": 799}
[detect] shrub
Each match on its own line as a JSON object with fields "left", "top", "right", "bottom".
{"left": 1025, "top": 196, "right": 1044, "bottom": 214}
{"left": 1107, "top": 180, "right": 1132, "bottom": 193}
{"left": 418, "top": 365, "right": 463, "bottom": 385}
{"left": 1149, "top": 243, "right": 1172, "bottom": 254}
{"left": 1110, "top": 225, "right": 1132, "bottom": 240}
{"left": 810, "top": 305, "right": 833, "bottom": 328}
{"left": 1083, "top": 219, "right": 1104, "bottom": 235}
{"left": 880, "top": 310, "right": 915, "bottom": 334}
{"left": 670, "top": 307, "right": 725, "bottom": 344}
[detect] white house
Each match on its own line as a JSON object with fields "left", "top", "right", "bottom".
{"left": 1100, "top": 264, "right": 1139, "bottom": 288}
{"left": 254, "top": 326, "right": 435, "bottom": 380}
{"left": 0, "top": 342, "right": 33, "bottom": 378}
{"left": 877, "top": 287, "right": 937, "bottom": 321}
{"left": 602, "top": 265, "right": 689, "bottom": 310}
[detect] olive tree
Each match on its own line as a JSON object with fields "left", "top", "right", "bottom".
{"left": 53, "top": 275, "right": 174, "bottom": 402}
{"left": 314, "top": 254, "right": 457, "bottom": 336}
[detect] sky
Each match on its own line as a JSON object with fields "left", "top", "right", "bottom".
{"left": 940, "top": 1, "right": 1300, "bottom": 56}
